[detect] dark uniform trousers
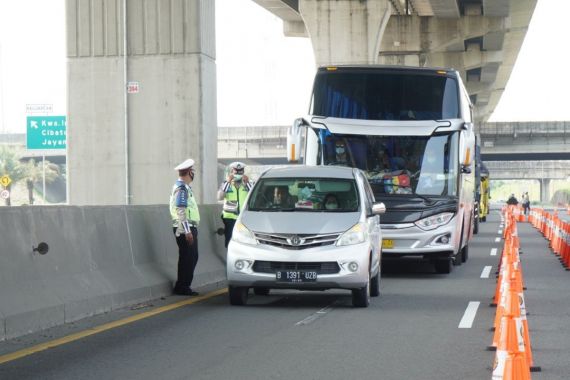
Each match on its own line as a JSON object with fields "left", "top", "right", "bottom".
{"left": 173, "top": 226, "right": 199, "bottom": 291}
{"left": 222, "top": 218, "right": 236, "bottom": 248}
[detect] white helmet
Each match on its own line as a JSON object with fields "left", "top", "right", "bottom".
{"left": 229, "top": 161, "right": 246, "bottom": 174}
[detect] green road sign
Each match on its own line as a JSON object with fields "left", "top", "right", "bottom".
{"left": 26, "top": 116, "right": 67, "bottom": 150}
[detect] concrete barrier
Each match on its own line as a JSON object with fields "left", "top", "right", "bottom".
{"left": 0, "top": 204, "right": 227, "bottom": 341}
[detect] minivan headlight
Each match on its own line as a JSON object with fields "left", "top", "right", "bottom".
{"left": 414, "top": 212, "right": 454, "bottom": 231}
{"left": 232, "top": 222, "right": 258, "bottom": 245}
{"left": 336, "top": 223, "right": 367, "bottom": 246}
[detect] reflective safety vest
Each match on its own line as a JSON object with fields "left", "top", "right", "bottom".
{"left": 170, "top": 180, "right": 200, "bottom": 229}
{"left": 222, "top": 184, "right": 250, "bottom": 220}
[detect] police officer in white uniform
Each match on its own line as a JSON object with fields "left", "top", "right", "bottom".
{"left": 170, "top": 158, "right": 200, "bottom": 296}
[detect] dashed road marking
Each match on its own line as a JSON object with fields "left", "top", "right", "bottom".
{"left": 481, "top": 266, "right": 493, "bottom": 278}
{"left": 495, "top": 237, "right": 501, "bottom": 243}
{"left": 490, "top": 248, "right": 498, "bottom": 256}
{"left": 498, "top": 229, "right": 503, "bottom": 235}
{"left": 295, "top": 304, "right": 335, "bottom": 326}
{"left": 458, "top": 301, "right": 480, "bottom": 329}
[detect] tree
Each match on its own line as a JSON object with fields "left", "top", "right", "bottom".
{"left": 22, "top": 159, "right": 60, "bottom": 205}
{"left": 0, "top": 146, "right": 26, "bottom": 206}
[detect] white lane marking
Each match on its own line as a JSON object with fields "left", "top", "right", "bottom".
{"left": 495, "top": 237, "right": 501, "bottom": 243}
{"left": 498, "top": 230, "right": 503, "bottom": 235}
{"left": 481, "top": 266, "right": 493, "bottom": 278}
{"left": 490, "top": 248, "right": 498, "bottom": 256}
{"left": 295, "top": 305, "right": 334, "bottom": 326}
{"left": 458, "top": 301, "right": 481, "bottom": 329}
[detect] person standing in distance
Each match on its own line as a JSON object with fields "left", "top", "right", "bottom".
{"left": 170, "top": 158, "right": 200, "bottom": 296}
{"left": 218, "top": 162, "right": 253, "bottom": 247}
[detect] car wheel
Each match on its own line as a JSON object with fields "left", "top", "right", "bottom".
{"left": 453, "top": 251, "right": 463, "bottom": 266}
{"left": 370, "top": 271, "right": 380, "bottom": 297}
{"left": 482, "top": 216, "right": 487, "bottom": 222}
{"left": 253, "top": 287, "right": 270, "bottom": 296}
{"left": 229, "top": 286, "right": 248, "bottom": 305}
{"left": 435, "top": 258, "right": 452, "bottom": 274}
{"left": 461, "top": 245, "right": 469, "bottom": 263}
{"left": 352, "top": 273, "right": 370, "bottom": 307}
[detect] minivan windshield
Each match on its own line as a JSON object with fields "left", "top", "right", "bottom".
{"left": 248, "top": 177, "right": 359, "bottom": 212}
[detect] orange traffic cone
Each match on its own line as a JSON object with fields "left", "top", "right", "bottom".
{"left": 491, "top": 315, "right": 529, "bottom": 379}
{"left": 495, "top": 351, "right": 532, "bottom": 380}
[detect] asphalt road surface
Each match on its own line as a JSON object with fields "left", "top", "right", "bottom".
{"left": 1, "top": 210, "right": 569, "bottom": 380}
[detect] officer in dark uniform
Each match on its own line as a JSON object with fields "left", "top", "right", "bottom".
{"left": 169, "top": 158, "right": 200, "bottom": 296}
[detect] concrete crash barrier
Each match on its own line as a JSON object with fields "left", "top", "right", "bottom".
{"left": 0, "top": 204, "right": 226, "bottom": 341}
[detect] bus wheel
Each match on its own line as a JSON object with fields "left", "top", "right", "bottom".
{"left": 435, "top": 258, "right": 452, "bottom": 274}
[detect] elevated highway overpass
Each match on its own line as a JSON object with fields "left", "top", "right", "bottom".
{"left": 479, "top": 121, "right": 570, "bottom": 160}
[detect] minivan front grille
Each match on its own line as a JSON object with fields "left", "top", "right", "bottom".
{"left": 252, "top": 261, "right": 340, "bottom": 275}
{"left": 254, "top": 232, "right": 340, "bottom": 249}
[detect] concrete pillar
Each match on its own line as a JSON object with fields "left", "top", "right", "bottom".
{"left": 540, "top": 178, "right": 551, "bottom": 203}
{"left": 298, "top": 0, "right": 392, "bottom": 66}
{"left": 66, "top": 0, "right": 217, "bottom": 205}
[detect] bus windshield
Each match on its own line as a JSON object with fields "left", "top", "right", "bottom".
{"left": 320, "top": 132, "right": 459, "bottom": 197}
{"left": 311, "top": 69, "right": 459, "bottom": 121}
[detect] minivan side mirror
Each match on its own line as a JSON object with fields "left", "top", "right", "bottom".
{"left": 372, "top": 202, "right": 386, "bottom": 215}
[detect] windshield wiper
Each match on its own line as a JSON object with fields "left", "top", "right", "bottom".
{"left": 413, "top": 193, "right": 436, "bottom": 204}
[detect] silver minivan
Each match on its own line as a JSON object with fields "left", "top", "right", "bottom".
{"left": 226, "top": 166, "right": 385, "bottom": 307}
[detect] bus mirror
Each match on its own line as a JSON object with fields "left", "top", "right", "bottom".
{"left": 462, "top": 146, "right": 472, "bottom": 166}
{"left": 287, "top": 119, "right": 303, "bottom": 162}
{"left": 460, "top": 128, "right": 475, "bottom": 167}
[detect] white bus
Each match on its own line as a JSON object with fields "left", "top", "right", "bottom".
{"left": 287, "top": 65, "right": 475, "bottom": 273}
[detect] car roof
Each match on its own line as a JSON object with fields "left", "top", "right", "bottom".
{"left": 260, "top": 165, "right": 357, "bottom": 180}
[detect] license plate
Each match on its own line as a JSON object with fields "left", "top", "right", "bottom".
{"left": 382, "top": 239, "right": 394, "bottom": 249}
{"left": 276, "top": 271, "right": 318, "bottom": 283}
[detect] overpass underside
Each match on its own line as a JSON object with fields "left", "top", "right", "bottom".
{"left": 252, "top": 0, "right": 537, "bottom": 122}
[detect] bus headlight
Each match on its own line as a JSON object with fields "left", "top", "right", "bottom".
{"left": 337, "top": 223, "right": 367, "bottom": 246}
{"left": 415, "top": 212, "right": 454, "bottom": 231}
{"left": 231, "top": 222, "right": 258, "bottom": 245}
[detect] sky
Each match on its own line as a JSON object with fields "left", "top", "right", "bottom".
{"left": 0, "top": 0, "right": 568, "bottom": 134}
